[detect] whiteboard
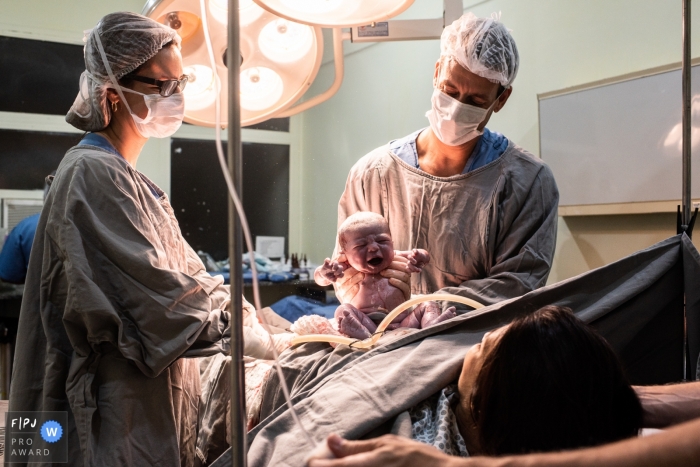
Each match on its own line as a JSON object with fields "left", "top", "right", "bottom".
{"left": 539, "top": 63, "right": 700, "bottom": 212}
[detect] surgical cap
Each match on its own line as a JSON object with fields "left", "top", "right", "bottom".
{"left": 440, "top": 13, "right": 519, "bottom": 88}
{"left": 66, "top": 12, "right": 180, "bottom": 132}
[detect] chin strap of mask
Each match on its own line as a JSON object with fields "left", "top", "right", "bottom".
{"left": 677, "top": 205, "right": 698, "bottom": 238}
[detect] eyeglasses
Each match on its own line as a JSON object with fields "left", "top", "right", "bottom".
{"left": 122, "top": 74, "right": 189, "bottom": 97}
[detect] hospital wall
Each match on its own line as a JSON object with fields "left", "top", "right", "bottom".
{"left": 292, "top": 0, "right": 700, "bottom": 283}
{"left": 0, "top": 0, "right": 172, "bottom": 194}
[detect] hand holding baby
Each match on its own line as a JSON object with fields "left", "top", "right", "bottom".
{"left": 397, "top": 249, "right": 431, "bottom": 273}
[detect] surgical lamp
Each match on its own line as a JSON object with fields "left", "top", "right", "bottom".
{"left": 142, "top": 0, "right": 323, "bottom": 126}
{"left": 251, "top": 0, "right": 415, "bottom": 28}
{"left": 142, "top": 0, "right": 463, "bottom": 126}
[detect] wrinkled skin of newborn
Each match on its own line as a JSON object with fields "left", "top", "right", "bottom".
{"left": 316, "top": 213, "right": 456, "bottom": 339}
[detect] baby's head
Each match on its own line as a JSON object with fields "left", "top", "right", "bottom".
{"left": 338, "top": 212, "right": 395, "bottom": 274}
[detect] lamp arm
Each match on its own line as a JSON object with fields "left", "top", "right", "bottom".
{"left": 275, "top": 28, "right": 347, "bottom": 118}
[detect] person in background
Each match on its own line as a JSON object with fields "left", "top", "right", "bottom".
{"left": 0, "top": 175, "right": 53, "bottom": 284}
{"left": 0, "top": 213, "right": 39, "bottom": 284}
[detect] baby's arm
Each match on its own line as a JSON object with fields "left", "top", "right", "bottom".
{"left": 394, "top": 249, "right": 430, "bottom": 273}
{"left": 314, "top": 258, "right": 348, "bottom": 286}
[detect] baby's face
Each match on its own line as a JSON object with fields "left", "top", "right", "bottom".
{"left": 342, "top": 223, "right": 395, "bottom": 274}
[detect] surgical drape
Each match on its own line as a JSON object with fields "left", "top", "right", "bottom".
{"left": 9, "top": 145, "right": 231, "bottom": 466}
{"left": 234, "top": 234, "right": 699, "bottom": 467}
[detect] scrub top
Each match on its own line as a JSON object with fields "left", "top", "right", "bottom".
{"left": 9, "top": 136, "right": 232, "bottom": 467}
{"left": 337, "top": 131, "right": 559, "bottom": 307}
{"left": 0, "top": 213, "right": 39, "bottom": 283}
{"left": 389, "top": 127, "right": 509, "bottom": 174}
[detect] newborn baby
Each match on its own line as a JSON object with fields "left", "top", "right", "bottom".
{"left": 315, "top": 212, "right": 456, "bottom": 339}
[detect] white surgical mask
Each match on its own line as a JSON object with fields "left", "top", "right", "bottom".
{"left": 91, "top": 31, "right": 185, "bottom": 139}
{"left": 120, "top": 87, "right": 185, "bottom": 139}
{"left": 426, "top": 88, "right": 499, "bottom": 146}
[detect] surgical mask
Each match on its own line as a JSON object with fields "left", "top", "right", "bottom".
{"left": 91, "top": 30, "right": 184, "bottom": 139}
{"left": 426, "top": 88, "right": 499, "bottom": 146}
{"left": 120, "top": 87, "right": 185, "bottom": 138}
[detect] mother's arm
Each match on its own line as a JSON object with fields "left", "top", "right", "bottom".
{"left": 309, "top": 417, "right": 700, "bottom": 467}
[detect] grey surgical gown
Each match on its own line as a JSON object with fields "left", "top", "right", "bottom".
{"left": 9, "top": 145, "right": 231, "bottom": 466}
{"left": 337, "top": 141, "right": 559, "bottom": 306}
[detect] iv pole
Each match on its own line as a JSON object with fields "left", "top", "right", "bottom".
{"left": 227, "top": 0, "right": 247, "bottom": 465}
{"left": 680, "top": 0, "right": 696, "bottom": 382}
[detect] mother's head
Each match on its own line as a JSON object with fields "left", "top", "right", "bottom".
{"left": 457, "top": 305, "right": 642, "bottom": 456}
{"left": 66, "top": 12, "right": 185, "bottom": 138}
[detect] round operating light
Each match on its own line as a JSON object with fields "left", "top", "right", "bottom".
{"left": 279, "top": 0, "right": 343, "bottom": 14}
{"left": 183, "top": 64, "right": 218, "bottom": 111}
{"left": 252, "top": 0, "right": 414, "bottom": 27}
{"left": 240, "top": 67, "right": 284, "bottom": 111}
{"left": 142, "top": 0, "right": 324, "bottom": 126}
{"left": 209, "top": 0, "right": 264, "bottom": 26}
{"left": 258, "top": 19, "right": 313, "bottom": 63}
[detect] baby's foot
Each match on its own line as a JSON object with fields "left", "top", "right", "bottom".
{"left": 335, "top": 304, "right": 377, "bottom": 340}
{"left": 421, "top": 305, "right": 457, "bottom": 328}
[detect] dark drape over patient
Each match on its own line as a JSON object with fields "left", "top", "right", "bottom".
{"left": 210, "top": 234, "right": 700, "bottom": 467}
{"left": 9, "top": 145, "right": 232, "bottom": 466}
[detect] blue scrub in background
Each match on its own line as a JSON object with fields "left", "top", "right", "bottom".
{"left": 269, "top": 295, "right": 338, "bottom": 322}
{"left": 0, "top": 213, "right": 40, "bottom": 283}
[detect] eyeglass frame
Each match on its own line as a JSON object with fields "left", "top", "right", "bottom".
{"left": 121, "top": 73, "right": 189, "bottom": 97}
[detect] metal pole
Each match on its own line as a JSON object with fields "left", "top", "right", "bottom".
{"left": 682, "top": 0, "right": 692, "bottom": 227}
{"left": 681, "top": 0, "right": 692, "bottom": 382}
{"left": 227, "top": 0, "right": 247, "bottom": 465}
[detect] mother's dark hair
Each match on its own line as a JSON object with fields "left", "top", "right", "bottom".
{"left": 470, "top": 305, "right": 642, "bottom": 455}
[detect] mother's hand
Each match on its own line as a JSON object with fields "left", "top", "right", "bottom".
{"left": 307, "top": 434, "right": 459, "bottom": 467}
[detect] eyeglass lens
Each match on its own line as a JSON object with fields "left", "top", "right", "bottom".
{"left": 160, "top": 76, "right": 188, "bottom": 97}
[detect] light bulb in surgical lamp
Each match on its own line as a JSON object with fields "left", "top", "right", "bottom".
{"left": 240, "top": 67, "right": 284, "bottom": 111}
{"left": 183, "top": 64, "right": 218, "bottom": 111}
{"left": 258, "top": 19, "right": 313, "bottom": 63}
{"left": 279, "top": 0, "right": 343, "bottom": 14}
{"left": 209, "top": 0, "right": 264, "bottom": 26}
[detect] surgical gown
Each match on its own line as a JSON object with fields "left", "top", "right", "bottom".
{"left": 8, "top": 145, "right": 232, "bottom": 466}
{"left": 337, "top": 142, "right": 559, "bottom": 306}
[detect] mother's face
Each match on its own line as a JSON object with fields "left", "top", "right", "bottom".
{"left": 457, "top": 325, "right": 509, "bottom": 405}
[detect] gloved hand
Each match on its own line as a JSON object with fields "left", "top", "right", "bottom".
{"left": 241, "top": 298, "right": 293, "bottom": 359}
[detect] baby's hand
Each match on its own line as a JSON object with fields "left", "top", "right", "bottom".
{"left": 395, "top": 249, "right": 430, "bottom": 273}
{"left": 319, "top": 258, "right": 346, "bottom": 283}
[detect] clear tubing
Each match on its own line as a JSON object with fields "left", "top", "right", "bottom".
{"left": 199, "top": 0, "right": 316, "bottom": 448}
{"left": 291, "top": 294, "right": 485, "bottom": 348}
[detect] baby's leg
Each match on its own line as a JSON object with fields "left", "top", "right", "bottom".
{"left": 398, "top": 301, "right": 457, "bottom": 329}
{"left": 335, "top": 304, "right": 377, "bottom": 339}
{"left": 420, "top": 304, "right": 456, "bottom": 328}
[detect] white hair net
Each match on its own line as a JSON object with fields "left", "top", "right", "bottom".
{"left": 440, "top": 12, "right": 519, "bottom": 88}
{"left": 66, "top": 12, "right": 180, "bottom": 132}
